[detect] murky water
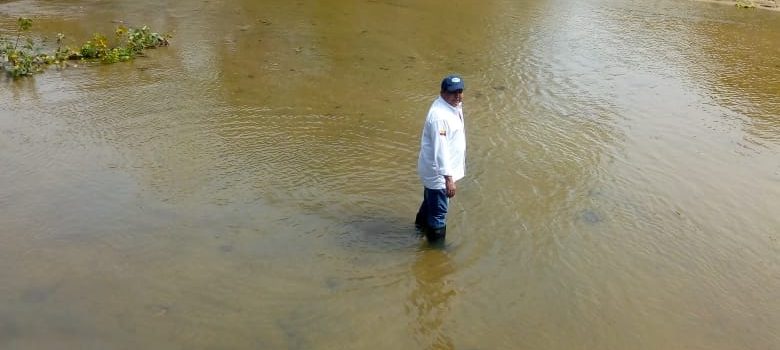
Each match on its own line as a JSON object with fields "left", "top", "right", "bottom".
{"left": 1, "top": 0, "right": 779, "bottom": 349}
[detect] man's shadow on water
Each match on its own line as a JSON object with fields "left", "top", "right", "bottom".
{"left": 332, "top": 207, "right": 459, "bottom": 252}
{"left": 334, "top": 214, "right": 430, "bottom": 252}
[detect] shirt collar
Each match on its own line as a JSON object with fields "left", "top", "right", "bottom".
{"left": 437, "top": 96, "right": 462, "bottom": 111}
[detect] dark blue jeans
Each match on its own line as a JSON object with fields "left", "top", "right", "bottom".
{"left": 416, "top": 187, "right": 449, "bottom": 230}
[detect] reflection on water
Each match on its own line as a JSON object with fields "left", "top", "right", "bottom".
{"left": 1, "top": 0, "right": 779, "bottom": 349}
{"left": 409, "top": 249, "right": 456, "bottom": 350}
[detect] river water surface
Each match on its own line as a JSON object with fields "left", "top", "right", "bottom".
{"left": 1, "top": 0, "right": 779, "bottom": 349}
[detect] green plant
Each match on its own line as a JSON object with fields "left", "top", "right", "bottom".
{"left": 736, "top": 0, "right": 756, "bottom": 8}
{"left": 1, "top": 17, "right": 170, "bottom": 77}
{"left": 0, "top": 17, "right": 44, "bottom": 77}
{"left": 15, "top": 17, "right": 33, "bottom": 49}
{"left": 126, "top": 25, "right": 169, "bottom": 53}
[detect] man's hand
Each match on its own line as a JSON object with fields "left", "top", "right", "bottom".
{"left": 445, "top": 176, "right": 456, "bottom": 198}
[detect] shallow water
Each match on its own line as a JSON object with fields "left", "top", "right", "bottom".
{"left": 1, "top": 0, "right": 779, "bottom": 349}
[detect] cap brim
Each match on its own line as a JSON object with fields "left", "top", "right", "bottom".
{"left": 445, "top": 83, "right": 464, "bottom": 92}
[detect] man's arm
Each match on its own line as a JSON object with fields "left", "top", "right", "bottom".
{"left": 433, "top": 118, "right": 456, "bottom": 198}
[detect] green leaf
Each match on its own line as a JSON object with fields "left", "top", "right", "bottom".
{"left": 18, "top": 18, "right": 33, "bottom": 31}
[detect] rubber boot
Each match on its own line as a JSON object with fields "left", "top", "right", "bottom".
{"left": 415, "top": 211, "right": 425, "bottom": 230}
{"left": 425, "top": 226, "right": 446, "bottom": 245}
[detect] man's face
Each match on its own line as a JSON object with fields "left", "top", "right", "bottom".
{"left": 441, "top": 89, "right": 463, "bottom": 107}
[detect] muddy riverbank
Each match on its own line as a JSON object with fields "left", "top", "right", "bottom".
{"left": 697, "top": 0, "right": 780, "bottom": 10}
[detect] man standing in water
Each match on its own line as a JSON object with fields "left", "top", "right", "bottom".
{"left": 415, "top": 74, "right": 466, "bottom": 244}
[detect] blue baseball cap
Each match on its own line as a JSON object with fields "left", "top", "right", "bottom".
{"left": 441, "top": 74, "right": 464, "bottom": 92}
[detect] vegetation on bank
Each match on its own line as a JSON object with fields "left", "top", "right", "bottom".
{"left": 736, "top": 0, "right": 757, "bottom": 8}
{"left": 697, "top": 0, "right": 780, "bottom": 10}
{"left": 730, "top": 0, "right": 779, "bottom": 9}
{"left": 0, "top": 17, "right": 169, "bottom": 77}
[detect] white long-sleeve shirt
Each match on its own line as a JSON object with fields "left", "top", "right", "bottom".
{"left": 417, "top": 96, "right": 466, "bottom": 189}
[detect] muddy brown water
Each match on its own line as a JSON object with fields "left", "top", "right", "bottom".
{"left": 1, "top": 0, "right": 779, "bottom": 349}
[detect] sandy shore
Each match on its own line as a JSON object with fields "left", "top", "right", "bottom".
{"left": 695, "top": 0, "right": 780, "bottom": 11}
